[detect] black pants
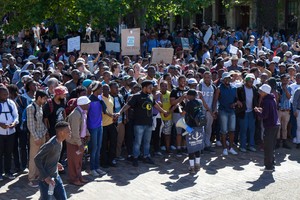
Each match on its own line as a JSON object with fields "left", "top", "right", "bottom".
{"left": 101, "top": 124, "right": 118, "bottom": 166}
{"left": 0, "top": 133, "right": 15, "bottom": 174}
{"left": 263, "top": 126, "right": 279, "bottom": 169}
{"left": 125, "top": 120, "right": 134, "bottom": 156}
{"left": 151, "top": 118, "right": 162, "bottom": 152}
{"left": 13, "top": 127, "right": 28, "bottom": 169}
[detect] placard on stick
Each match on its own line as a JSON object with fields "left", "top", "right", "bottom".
{"left": 67, "top": 36, "right": 81, "bottom": 52}
{"left": 181, "top": 38, "right": 190, "bottom": 50}
{"left": 81, "top": 42, "right": 99, "bottom": 54}
{"left": 151, "top": 48, "right": 174, "bottom": 64}
{"left": 121, "top": 28, "right": 140, "bottom": 55}
{"left": 105, "top": 42, "right": 121, "bottom": 53}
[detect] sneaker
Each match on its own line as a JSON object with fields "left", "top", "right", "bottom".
{"left": 261, "top": 167, "right": 274, "bottom": 172}
{"left": 216, "top": 141, "right": 222, "bottom": 147}
{"left": 89, "top": 170, "right": 99, "bottom": 177}
{"left": 240, "top": 148, "right": 247, "bottom": 152}
{"left": 194, "top": 164, "right": 200, "bottom": 172}
{"left": 132, "top": 158, "right": 138, "bottom": 167}
{"left": 222, "top": 148, "right": 228, "bottom": 156}
{"left": 293, "top": 137, "right": 297, "bottom": 144}
{"left": 176, "top": 149, "right": 183, "bottom": 157}
{"left": 204, "top": 147, "right": 216, "bottom": 154}
{"left": 4, "top": 173, "right": 15, "bottom": 180}
{"left": 143, "top": 157, "right": 155, "bottom": 165}
{"left": 228, "top": 148, "right": 238, "bottom": 155}
{"left": 96, "top": 168, "right": 106, "bottom": 175}
{"left": 154, "top": 151, "right": 163, "bottom": 156}
{"left": 282, "top": 142, "right": 292, "bottom": 149}
{"left": 28, "top": 181, "right": 39, "bottom": 188}
{"left": 116, "top": 156, "right": 125, "bottom": 161}
{"left": 170, "top": 145, "right": 177, "bottom": 150}
{"left": 160, "top": 146, "right": 166, "bottom": 151}
{"left": 248, "top": 147, "right": 257, "bottom": 152}
{"left": 189, "top": 166, "right": 195, "bottom": 174}
{"left": 0, "top": 175, "right": 3, "bottom": 181}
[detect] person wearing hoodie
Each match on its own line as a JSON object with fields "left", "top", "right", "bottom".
{"left": 254, "top": 84, "right": 280, "bottom": 172}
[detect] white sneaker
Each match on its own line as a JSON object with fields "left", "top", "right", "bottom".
{"left": 240, "top": 148, "right": 247, "bottom": 152}
{"left": 160, "top": 146, "right": 166, "bottom": 151}
{"left": 293, "top": 137, "right": 297, "bottom": 144}
{"left": 96, "top": 168, "right": 106, "bottom": 175}
{"left": 229, "top": 148, "right": 238, "bottom": 155}
{"left": 89, "top": 170, "right": 99, "bottom": 177}
{"left": 170, "top": 145, "right": 177, "bottom": 150}
{"left": 222, "top": 148, "right": 228, "bottom": 156}
{"left": 216, "top": 141, "right": 222, "bottom": 147}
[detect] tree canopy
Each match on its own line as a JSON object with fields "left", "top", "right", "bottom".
{"left": 1, "top": 0, "right": 214, "bottom": 35}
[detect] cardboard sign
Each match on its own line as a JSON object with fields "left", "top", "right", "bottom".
{"left": 229, "top": 44, "right": 238, "bottom": 55}
{"left": 105, "top": 42, "right": 121, "bottom": 52}
{"left": 67, "top": 36, "right": 81, "bottom": 52}
{"left": 121, "top": 28, "right": 140, "bottom": 55}
{"left": 151, "top": 48, "right": 174, "bottom": 64}
{"left": 204, "top": 27, "right": 212, "bottom": 44}
{"left": 181, "top": 38, "right": 189, "bottom": 50}
{"left": 81, "top": 42, "right": 99, "bottom": 54}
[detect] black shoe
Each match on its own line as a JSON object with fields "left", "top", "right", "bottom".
{"left": 204, "top": 147, "right": 216, "bottom": 154}
{"left": 127, "top": 156, "right": 134, "bottom": 162}
{"left": 176, "top": 149, "right": 182, "bottom": 157}
{"left": 143, "top": 157, "right": 155, "bottom": 165}
{"left": 132, "top": 158, "right": 138, "bottom": 167}
{"left": 296, "top": 144, "right": 300, "bottom": 149}
{"left": 282, "top": 143, "right": 292, "bottom": 149}
{"left": 275, "top": 141, "right": 280, "bottom": 149}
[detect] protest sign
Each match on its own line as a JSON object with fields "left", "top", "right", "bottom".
{"left": 151, "top": 48, "right": 174, "bottom": 64}
{"left": 67, "top": 36, "right": 80, "bottom": 52}
{"left": 181, "top": 38, "right": 190, "bottom": 50}
{"left": 121, "top": 28, "right": 140, "bottom": 55}
{"left": 204, "top": 27, "right": 212, "bottom": 44}
{"left": 81, "top": 42, "right": 99, "bottom": 54}
{"left": 105, "top": 42, "right": 121, "bottom": 52}
{"left": 229, "top": 44, "right": 238, "bottom": 55}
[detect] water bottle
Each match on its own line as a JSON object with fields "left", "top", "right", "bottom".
{"left": 48, "top": 178, "right": 55, "bottom": 196}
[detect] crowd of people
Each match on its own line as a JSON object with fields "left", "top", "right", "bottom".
{"left": 0, "top": 21, "right": 300, "bottom": 199}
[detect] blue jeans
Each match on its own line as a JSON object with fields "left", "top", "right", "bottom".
{"left": 219, "top": 110, "right": 236, "bottom": 134}
{"left": 239, "top": 111, "right": 256, "bottom": 148}
{"left": 133, "top": 125, "right": 152, "bottom": 158}
{"left": 88, "top": 126, "right": 103, "bottom": 170}
{"left": 39, "top": 175, "right": 67, "bottom": 200}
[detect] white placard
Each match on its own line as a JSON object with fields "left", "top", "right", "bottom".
{"left": 151, "top": 48, "right": 174, "bottom": 64}
{"left": 204, "top": 27, "right": 212, "bottom": 44}
{"left": 181, "top": 38, "right": 189, "bottom": 50}
{"left": 105, "top": 42, "right": 121, "bottom": 52}
{"left": 229, "top": 44, "right": 238, "bottom": 55}
{"left": 67, "top": 36, "right": 81, "bottom": 52}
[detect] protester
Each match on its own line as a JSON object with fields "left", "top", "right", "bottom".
{"left": 34, "top": 121, "right": 70, "bottom": 200}
{"left": 254, "top": 84, "right": 280, "bottom": 171}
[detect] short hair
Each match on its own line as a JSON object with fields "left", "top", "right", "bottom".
{"left": 25, "top": 80, "right": 35, "bottom": 92}
{"left": 47, "top": 78, "right": 59, "bottom": 87}
{"left": 250, "top": 67, "right": 259, "bottom": 74}
{"left": 7, "top": 84, "right": 19, "bottom": 97}
{"left": 55, "top": 121, "right": 70, "bottom": 132}
{"left": 35, "top": 90, "right": 48, "bottom": 100}
{"left": 178, "top": 75, "right": 186, "bottom": 81}
{"left": 203, "top": 71, "right": 212, "bottom": 76}
{"left": 109, "top": 81, "right": 119, "bottom": 88}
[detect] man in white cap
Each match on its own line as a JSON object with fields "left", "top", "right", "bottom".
{"left": 66, "top": 96, "right": 90, "bottom": 186}
{"left": 254, "top": 84, "right": 280, "bottom": 171}
{"left": 213, "top": 72, "right": 242, "bottom": 156}
{"left": 236, "top": 73, "right": 259, "bottom": 152}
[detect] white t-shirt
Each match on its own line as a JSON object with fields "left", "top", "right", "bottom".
{"left": 263, "top": 36, "right": 273, "bottom": 50}
{"left": 202, "top": 51, "right": 210, "bottom": 64}
{"left": 244, "top": 86, "right": 253, "bottom": 112}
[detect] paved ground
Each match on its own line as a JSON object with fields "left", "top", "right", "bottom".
{"left": 1, "top": 143, "right": 300, "bottom": 200}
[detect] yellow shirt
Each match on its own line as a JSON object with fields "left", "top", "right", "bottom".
{"left": 102, "top": 95, "right": 114, "bottom": 126}
{"left": 161, "top": 91, "right": 172, "bottom": 121}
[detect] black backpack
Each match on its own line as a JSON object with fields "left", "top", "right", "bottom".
{"left": 189, "top": 99, "right": 207, "bottom": 127}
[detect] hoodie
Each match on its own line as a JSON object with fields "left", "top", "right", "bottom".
{"left": 256, "top": 94, "right": 280, "bottom": 129}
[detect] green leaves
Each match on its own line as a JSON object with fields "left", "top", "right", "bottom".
{"left": 1, "top": 0, "right": 214, "bottom": 35}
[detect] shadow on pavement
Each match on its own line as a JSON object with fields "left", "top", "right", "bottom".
{"left": 246, "top": 171, "right": 275, "bottom": 191}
